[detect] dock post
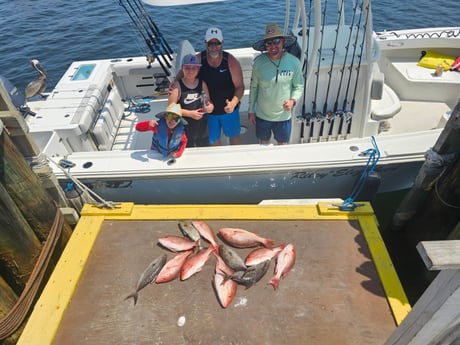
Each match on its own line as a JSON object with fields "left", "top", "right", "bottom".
{"left": 0, "top": 80, "right": 68, "bottom": 208}
{"left": 384, "top": 240, "right": 460, "bottom": 345}
{"left": 0, "top": 120, "right": 72, "bottom": 242}
{"left": 391, "top": 99, "right": 460, "bottom": 230}
{"left": 0, "top": 180, "right": 42, "bottom": 290}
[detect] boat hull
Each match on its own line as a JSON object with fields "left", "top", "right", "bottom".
{"left": 60, "top": 153, "right": 423, "bottom": 204}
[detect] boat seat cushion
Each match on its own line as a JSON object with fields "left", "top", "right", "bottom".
{"left": 371, "top": 84, "right": 401, "bottom": 120}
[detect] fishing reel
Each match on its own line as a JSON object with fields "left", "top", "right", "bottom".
{"left": 344, "top": 111, "right": 354, "bottom": 122}
{"left": 296, "top": 112, "right": 314, "bottom": 125}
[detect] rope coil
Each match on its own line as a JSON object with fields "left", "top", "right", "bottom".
{"left": 338, "top": 136, "right": 380, "bottom": 211}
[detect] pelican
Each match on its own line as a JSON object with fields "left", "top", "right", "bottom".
{"left": 25, "top": 59, "right": 47, "bottom": 99}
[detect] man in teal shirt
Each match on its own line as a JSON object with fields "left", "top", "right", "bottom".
{"left": 248, "top": 23, "right": 304, "bottom": 145}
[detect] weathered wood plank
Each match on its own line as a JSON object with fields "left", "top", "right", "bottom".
{"left": 0, "top": 181, "right": 42, "bottom": 290}
{"left": 384, "top": 270, "right": 460, "bottom": 345}
{"left": 416, "top": 240, "right": 460, "bottom": 270}
{"left": 1, "top": 123, "right": 71, "bottom": 242}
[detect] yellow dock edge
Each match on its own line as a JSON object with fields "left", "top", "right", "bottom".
{"left": 17, "top": 202, "right": 410, "bottom": 344}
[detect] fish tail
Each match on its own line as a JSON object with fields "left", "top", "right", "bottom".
{"left": 125, "top": 292, "right": 138, "bottom": 305}
{"left": 268, "top": 277, "right": 279, "bottom": 290}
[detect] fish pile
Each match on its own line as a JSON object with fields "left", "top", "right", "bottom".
{"left": 125, "top": 221, "right": 296, "bottom": 308}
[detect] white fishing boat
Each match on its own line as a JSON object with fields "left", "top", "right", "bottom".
{"left": 1, "top": 0, "right": 459, "bottom": 205}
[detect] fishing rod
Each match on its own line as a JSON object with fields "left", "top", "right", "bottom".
{"left": 127, "top": 0, "right": 171, "bottom": 70}
{"left": 299, "top": 33, "right": 309, "bottom": 143}
{"left": 119, "top": 0, "right": 154, "bottom": 56}
{"left": 333, "top": 0, "right": 357, "bottom": 114}
{"left": 310, "top": 0, "right": 327, "bottom": 141}
{"left": 342, "top": 0, "right": 363, "bottom": 113}
{"left": 131, "top": 0, "right": 172, "bottom": 70}
{"left": 338, "top": 0, "right": 363, "bottom": 137}
{"left": 347, "top": 2, "right": 370, "bottom": 135}
{"left": 132, "top": 0, "right": 174, "bottom": 61}
{"left": 299, "top": 0, "right": 312, "bottom": 143}
{"left": 323, "top": 0, "right": 345, "bottom": 138}
{"left": 120, "top": 0, "right": 170, "bottom": 74}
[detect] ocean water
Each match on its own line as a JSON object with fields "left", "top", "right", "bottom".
{"left": 0, "top": 0, "right": 458, "bottom": 93}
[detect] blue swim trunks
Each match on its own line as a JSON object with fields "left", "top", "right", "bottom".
{"left": 207, "top": 108, "right": 241, "bottom": 144}
{"left": 255, "top": 117, "right": 291, "bottom": 143}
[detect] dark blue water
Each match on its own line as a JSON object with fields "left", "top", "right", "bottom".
{"left": 1, "top": 0, "right": 458, "bottom": 93}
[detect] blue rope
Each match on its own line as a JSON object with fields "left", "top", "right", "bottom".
{"left": 339, "top": 136, "right": 380, "bottom": 211}
{"left": 124, "top": 97, "right": 153, "bottom": 113}
{"left": 64, "top": 182, "right": 74, "bottom": 192}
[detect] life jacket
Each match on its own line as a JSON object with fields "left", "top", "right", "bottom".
{"left": 151, "top": 119, "right": 184, "bottom": 157}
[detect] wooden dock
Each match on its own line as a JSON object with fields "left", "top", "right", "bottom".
{"left": 17, "top": 202, "right": 410, "bottom": 345}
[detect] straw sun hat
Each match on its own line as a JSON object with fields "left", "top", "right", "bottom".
{"left": 252, "top": 23, "right": 297, "bottom": 52}
{"left": 155, "top": 103, "right": 188, "bottom": 125}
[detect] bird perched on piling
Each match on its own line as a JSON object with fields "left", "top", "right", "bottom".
{"left": 25, "top": 59, "right": 47, "bottom": 99}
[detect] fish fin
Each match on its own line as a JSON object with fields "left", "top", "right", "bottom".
{"left": 216, "top": 268, "right": 231, "bottom": 285}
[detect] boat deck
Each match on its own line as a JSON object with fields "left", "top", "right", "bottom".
{"left": 380, "top": 100, "right": 450, "bottom": 136}
{"left": 18, "top": 202, "right": 410, "bottom": 345}
{"left": 112, "top": 91, "right": 256, "bottom": 151}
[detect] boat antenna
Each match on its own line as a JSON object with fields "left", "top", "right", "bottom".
{"left": 347, "top": 1, "right": 370, "bottom": 135}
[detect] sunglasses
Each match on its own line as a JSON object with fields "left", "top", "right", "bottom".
{"left": 265, "top": 38, "right": 282, "bottom": 46}
{"left": 166, "top": 113, "right": 180, "bottom": 123}
{"left": 207, "top": 41, "right": 222, "bottom": 47}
